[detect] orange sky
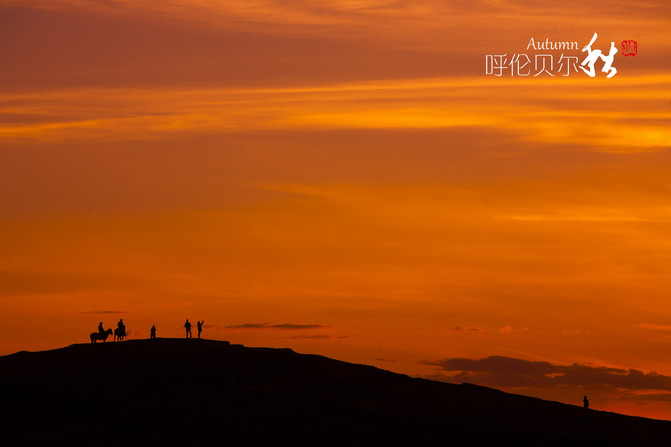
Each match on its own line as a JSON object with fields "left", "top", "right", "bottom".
{"left": 1, "top": 0, "right": 671, "bottom": 419}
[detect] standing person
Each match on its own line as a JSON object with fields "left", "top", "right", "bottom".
{"left": 197, "top": 320, "right": 204, "bottom": 339}
{"left": 583, "top": 395, "right": 589, "bottom": 409}
{"left": 184, "top": 319, "right": 192, "bottom": 338}
{"left": 150, "top": 325, "right": 156, "bottom": 339}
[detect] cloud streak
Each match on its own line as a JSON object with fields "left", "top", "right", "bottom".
{"left": 83, "top": 310, "right": 128, "bottom": 314}
{"left": 633, "top": 324, "right": 671, "bottom": 331}
{"left": 445, "top": 326, "right": 484, "bottom": 333}
{"left": 226, "top": 323, "right": 327, "bottom": 330}
{"left": 285, "top": 335, "right": 333, "bottom": 340}
{"left": 428, "top": 356, "right": 671, "bottom": 392}
{"left": 2, "top": 74, "right": 669, "bottom": 152}
{"left": 9, "top": 0, "right": 671, "bottom": 49}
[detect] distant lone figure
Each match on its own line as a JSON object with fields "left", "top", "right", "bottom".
{"left": 184, "top": 319, "right": 192, "bottom": 338}
{"left": 197, "top": 320, "right": 204, "bottom": 339}
{"left": 150, "top": 325, "right": 156, "bottom": 339}
{"left": 583, "top": 395, "right": 589, "bottom": 409}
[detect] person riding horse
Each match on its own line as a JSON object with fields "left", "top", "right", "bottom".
{"left": 91, "top": 326, "right": 112, "bottom": 343}
{"left": 113, "top": 318, "right": 127, "bottom": 341}
{"left": 117, "top": 319, "right": 126, "bottom": 337}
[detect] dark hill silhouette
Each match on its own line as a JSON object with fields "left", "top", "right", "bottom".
{"left": 1, "top": 339, "right": 669, "bottom": 446}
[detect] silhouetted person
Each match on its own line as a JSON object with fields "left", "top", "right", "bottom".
{"left": 150, "top": 325, "right": 156, "bottom": 339}
{"left": 184, "top": 319, "right": 192, "bottom": 338}
{"left": 583, "top": 395, "right": 589, "bottom": 409}
{"left": 117, "top": 318, "right": 126, "bottom": 337}
{"left": 98, "top": 322, "right": 105, "bottom": 335}
{"left": 197, "top": 320, "right": 204, "bottom": 339}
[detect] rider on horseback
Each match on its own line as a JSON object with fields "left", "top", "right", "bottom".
{"left": 98, "top": 322, "right": 105, "bottom": 335}
{"left": 117, "top": 319, "right": 126, "bottom": 337}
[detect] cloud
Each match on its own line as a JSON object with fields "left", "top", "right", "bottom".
{"left": 225, "top": 323, "right": 326, "bottom": 330}
{"left": 11, "top": 0, "right": 670, "bottom": 48}
{"left": 617, "top": 390, "right": 671, "bottom": 403}
{"left": 445, "top": 326, "right": 484, "bottom": 333}
{"left": 83, "top": 310, "right": 128, "bottom": 314}
{"left": 226, "top": 323, "right": 269, "bottom": 329}
{"left": 0, "top": 269, "right": 129, "bottom": 296}
{"left": 284, "top": 334, "right": 352, "bottom": 340}
{"left": 503, "top": 213, "right": 671, "bottom": 223}
{"left": 632, "top": 323, "right": 671, "bottom": 331}
{"left": 271, "top": 324, "right": 327, "bottom": 330}
{"left": 498, "top": 326, "right": 513, "bottom": 334}
{"left": 426, "top": 356, "right": 671, "bottom": 392}
{"left": 2, "top": 73, "right": 670, "bottom": 155}
{"left": 561, "top": 329, "right": 590, "bottom": 335}
{"left": 286, "top": 335, "right": 332, "bottom": 340}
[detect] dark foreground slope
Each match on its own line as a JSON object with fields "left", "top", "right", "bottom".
{"left": 1, "top": 339, "right": 669, "bottom": 446}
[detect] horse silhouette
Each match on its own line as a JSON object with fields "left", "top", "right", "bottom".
{"left": 114, "top": 327, "right": 127, "bottom": 342}
{"left": 90, "top": 328, "right": 113, "bottom": 343}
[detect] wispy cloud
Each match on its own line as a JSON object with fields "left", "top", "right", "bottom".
{"left": 285, "top": 334, "right": 333, "bottom": 340}
{"left": 82, "top": 310, "right": 128, "bottom": 314}
{"left": 426, "top": 356, "right": 671, "bottom": 393}
{"left": 424, "top": 355, "right": 671, "bottom": 417}
{"left": 503, "top": 212, "right": 671, "bottom": 223}
{"left": 632, "top": 323, "right": 671, "bottom": 331}
{"left": 2, "top": 74, "right": 670, "bottom": 153}
{"left": 445, "top": 326, "right": 484, "bottom": 333}
{"left": 9, "top": 0, "right": 671, "bottom": 49}
{"left": 226, "top": 323, "right": 327, "bottom": 330}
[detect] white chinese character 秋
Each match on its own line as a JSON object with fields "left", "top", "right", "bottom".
{"left": 580, "top": 32, "right": 617, "bottom": 78}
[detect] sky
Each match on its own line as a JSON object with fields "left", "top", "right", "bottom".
{"left": 1, "top": 0, "right": 671, "bottom": 419}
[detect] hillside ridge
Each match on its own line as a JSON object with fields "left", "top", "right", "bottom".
{"left": 1, "top": 338, "right": 669, "bottom": 446}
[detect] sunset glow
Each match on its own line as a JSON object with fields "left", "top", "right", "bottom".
{"left": 1, "top": 0, "right": 671, "bottom": 420}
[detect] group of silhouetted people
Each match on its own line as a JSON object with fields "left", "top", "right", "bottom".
{"left": 184, "top": 319, "right": 204, "bottom": 339}
{"left": 91, "top": 319, "right": 126, "bottom": 343}
{"left": 94, "top": 319, "right": 205, "bottom": 341}
{"left": 97, "top": 319, "right": 125, "bottom": 336}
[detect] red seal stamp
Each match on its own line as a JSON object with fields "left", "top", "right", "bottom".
{"left": 621, "top": 40, "right": 637, "bottom": 56}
